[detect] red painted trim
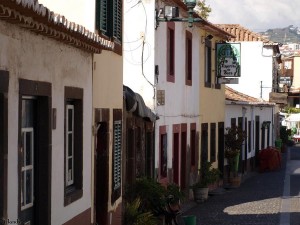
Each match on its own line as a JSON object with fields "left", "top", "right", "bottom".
{"left": 186, "top": 31, "right": 192, "bottom": 86}
{"left": 190, "top": 123, "right": 197, "bottom": 168}
{"left": 159, "top": 126, "right": 167, "bottom": 181}
{"left": 167, "top": 22, "right": 175, "bottom": 83}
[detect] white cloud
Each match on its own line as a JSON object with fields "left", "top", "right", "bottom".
{"left": 205, "top": 0, "right": 300, "bottom": 32}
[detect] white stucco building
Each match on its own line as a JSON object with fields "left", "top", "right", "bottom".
{"left": 123, "top": 0, "right": 233, "bottom": 191}
{"left": 218, "top": 24, "right": 281, "bottom": 101}
{"left": 225, "top": 86, "right": 276, "bottom": 175}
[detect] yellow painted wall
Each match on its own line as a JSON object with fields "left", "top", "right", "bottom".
{"left": 92, "top": 51, "right": 123, "bottom": 214}
{"left": 199, "top": 31, "right": 226, "bottom": 167}
{"left": 93, "top": 51, "right": 123, "bottom": 109}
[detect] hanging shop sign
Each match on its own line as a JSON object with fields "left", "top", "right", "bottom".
{"left": 216, "top": 43, "right": 241, "bottom": 77}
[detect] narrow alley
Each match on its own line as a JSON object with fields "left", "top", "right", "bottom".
{"left": 179, "top": 146, "right": 300, "bottom": 225}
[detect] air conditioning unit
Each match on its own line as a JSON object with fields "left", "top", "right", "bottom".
{"left": 164, "top": 6, "right": 179, "bottom": 19}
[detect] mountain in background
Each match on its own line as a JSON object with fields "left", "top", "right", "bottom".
{"left": 259, "top": 25, "right": 300, "bottom": 44}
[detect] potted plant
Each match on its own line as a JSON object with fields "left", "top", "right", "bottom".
{"left": 124, "top": 177, "right": 184, "bottom": 224}
{"left": 124, "top": 198, "right": 157, "bottom": 225}
{"left": 191, "top": 161, "right": 221, "bottom": 203}
{"left": 224, "top": 126, "right": 246, "bottom": 187}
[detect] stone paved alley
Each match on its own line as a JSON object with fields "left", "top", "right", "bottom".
{"left": 179, "top": 146, "right": 300, "bottom": 225}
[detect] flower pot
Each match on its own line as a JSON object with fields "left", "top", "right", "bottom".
{"left": 182, "top": 215, "right": 196, "bottom": 225}
{"left": 229, "top": 153, "right": 240, "bottom": 172}
{"left": 193, "top": 187, "right": 208, "bottom": 203}
{"left": 229, "top": 176, "right": 241, "bottom": 188}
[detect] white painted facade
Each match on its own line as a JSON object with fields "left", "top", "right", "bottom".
{"left": 154, "top": 20, "right": 200, "bottom": 178}
{"left": 2, "top": 21, "right": 92, "bottom": 224}
{"left": 225, "top": 102, "right": 276, "bottom": 163}
{"left": 39, "top": 1, "right": 124, "bottom": 224}
{"left": 227, "top": 42, "right": 274, "bottom": 101}
{"left": 123, "top": 0, "right": 201, "bottom": 186}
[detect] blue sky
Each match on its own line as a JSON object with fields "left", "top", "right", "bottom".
{"left": 205, "top": 0, "right": 300, "bottom": 32}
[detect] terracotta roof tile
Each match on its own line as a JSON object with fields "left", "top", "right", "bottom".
{"left": 0, "top": 0, "right": 114, "bottom": 53}
{"left": 225, "top": 86, "right": 274, "bottom": 105}
{"left": 216, "top": 24, "right": 273, "bottom": 44}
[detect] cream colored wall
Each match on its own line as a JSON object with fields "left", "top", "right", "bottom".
{"left": 92, "top": 50, "right": 123, "bottom": 213}
{"left": 199, "top": 31, "right": 226, "bottom": 166}
{"left": 93, "top": 51, "right": 123, "bottom": 109}
{"left": 292, "top": 56, "right": 300, "bottom": 89}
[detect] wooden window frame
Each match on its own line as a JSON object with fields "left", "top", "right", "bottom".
{"left": 0, "top": 71, "right": 8, "bottom": 220}
{"left": 190, "top": 123, "right": 196, "bottom": 168}
{"left": 64, "top": 87, "right": 83, "bottom": 206}
{"left": 20, "top": 126, "right": 35, "bottom": 210}
{"left": 159, "top": 126, "right": 168, "bottom": 179}
{"left": 186, "top": 31, "right": 192, "bottom": 86}
{"left": 19, "top": 79, "right": 51, "bottom": 225}
{"left": 248, "top": 121, "right": 252, "bottom": 152}
{"left": 204, "top": 39, "right": 212, "bottom": 88}
{"left": 111, "top": 109, "right": 122, "bottom": 203}
{"left": 210, "top": 123, "right": 216, "bottom": 162}
{"left": 167, "top": 22, "right": 175, "bottom": 83}
{"left": 66, "top": 104, "right": 75, "bottom": 186}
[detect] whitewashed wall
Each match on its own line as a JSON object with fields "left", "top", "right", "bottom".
{"left": 225, "top": 103, "right": 275, "bottom": 162}
{"left": 227, "top": 42, "right": 274, "bottom": 101}
{"left": 1, "top": 21, "right": 92, "bottom": 225}
{"left": 154, "top": 3, "right": 200, "bottom": 175}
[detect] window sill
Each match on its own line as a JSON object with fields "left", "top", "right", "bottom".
{"left": 186, "top": 80, "right": 192, "bottom": 86}
{"left": 205, "top": 82, "right": 212, "bottom": 88}
{"left": 64, "top": 187, "right": 83, "bottom": 206}
{"left": 167, "top": 74, "right": 175, "bottom": 83}
{"left": 215, "top": 83, "right": 221, "bottom": 89}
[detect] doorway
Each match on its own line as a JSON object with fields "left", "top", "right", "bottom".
{"left": 218, "top": 122, "right": 224, "bottom": 177}
{"left": 95, "top": 122, "right": 109, "bottom": 225}
{"left": 173, "top": 132, "right": 179, "bottom": 185}
{"left": 19, "top": 95, "right": 51, "bottom": 225}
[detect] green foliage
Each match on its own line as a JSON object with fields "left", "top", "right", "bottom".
{"left": 196, "top": 0, "right": 211, "bottom": 19}
{"left": 224, "top": 126, "right": 246, "bottom": 159}
{"left": 124, "top": 198, "right": 157, "bottom": 225}
{"left": 124, "top": 178, "right": 185, "bottom": 219}
{"left": 192, "top": 161, "right": 221, "bottom": 188}
{"left": 124, "top": 177, "right": 167, "bottom": 216}
{"left": 282, "top": 107, "right": 300, "bottom": 114}
{"left": 166, "top": 183, "right": 185, "bottom": 204}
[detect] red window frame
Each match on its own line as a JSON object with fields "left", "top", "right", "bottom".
{"left": 186, "top": 31, "right": 192, "bottom": 86}
{"left": 167, "top": 22, "right": 175, "bottom": 83}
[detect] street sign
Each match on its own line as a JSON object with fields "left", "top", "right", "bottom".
{"left": 217, "top": 77, "right": 239, "bottom": 84}
{"left": 216, "top": 43, "right": 241, "bottom": 77}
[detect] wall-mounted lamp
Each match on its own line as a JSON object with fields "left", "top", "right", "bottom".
{"left": 155, "top": 0, "right": 202, "bottom": 29}
{"left": 201, "top": 34, "right": 213, "bottom": 43}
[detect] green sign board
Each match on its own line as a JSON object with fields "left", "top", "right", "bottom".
{"left": 216, "top": 43, "right": 241, "bottom": 77}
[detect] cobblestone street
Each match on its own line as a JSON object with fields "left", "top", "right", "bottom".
{"left": 180, "top": 146, "right": 300, "bottom": 225}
